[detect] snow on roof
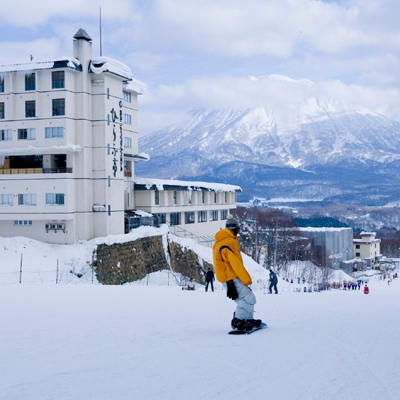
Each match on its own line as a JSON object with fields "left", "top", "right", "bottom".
{"left": 299, "top": 227, "right": 352, "bottom": 232}
{"left": 138, "top": 152, "right": 150, "bottom": 160}
{"left": 0, "top": 57, "right": 81, "bottom": 73}
{"left": 125, "top": 78, "right": 147, "bottom": 95}
{"left": 135, "top": 177, "right": 241, "bottom": 192}
{"left": 90, "top": 56, "right": 133, "bottom": 80}
{"left": 0, "top": 144, "right": 82, "bottom": 155}
{"left": 89, "top": 58, "right": 147, "bottom": 92}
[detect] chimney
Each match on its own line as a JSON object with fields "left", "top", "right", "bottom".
{"left": 73, "top": 28, "right": 92, "bottom": 70}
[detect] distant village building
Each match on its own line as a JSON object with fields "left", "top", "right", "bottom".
{"left": 299, "top": 227, "right": 354, "bottom": 268}
{"left": 353, "top": 231, "right": 382, "bottom": 269}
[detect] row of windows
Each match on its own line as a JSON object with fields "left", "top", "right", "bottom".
{"left": 0, "top": 127, "right": 63, "bottom": 141}
{"left": 0, "top": 128, "right": 132, "bottom": 146}
{"left": 0, "top": 72, "right": 65, "bottom": 93}
{"left": 0, "top": 193, "right": 65, "bottom": 206}
{"left": 155, "top": 190, "right": 233, "bottom": 205}
{"left": 168, "top": 209, "right": 229, "bottom": 226}
{"left": 0, "top": 75, "right": 132, "bottom": 108}
{"left": 14, "top": 220, "right": 33, "bottom": 226}
{"left": 0, "top": 99, "right": 65, "bottom": 120}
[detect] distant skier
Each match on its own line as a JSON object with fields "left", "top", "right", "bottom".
{"left": 187, "top": 278, "right": 195, "bottom": 291}
{"left": 205, "top": 267, "right": 215, "bottom": 292}
{"left": 268, "top": 268, "right": 278, "bottom": 294}
{"left": 364, "top": 284, "right": 369, "bottom": 294}
{"left": 213, "top": 215, "right": 262, "bottom": 331}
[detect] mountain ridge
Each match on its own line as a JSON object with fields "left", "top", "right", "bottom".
{"left": 137, "top": 95, "right": 400, "bottom": 205}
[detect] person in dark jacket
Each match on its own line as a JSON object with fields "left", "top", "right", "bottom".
{"left": 268, "top": 268, "right": 278, "bottom": 294}
{"left": 205, "top": 268, "right": 215, "bottom": 292}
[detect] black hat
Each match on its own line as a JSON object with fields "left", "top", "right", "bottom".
{"left": 226, "top": 214, "right": 239, "bottom": 229}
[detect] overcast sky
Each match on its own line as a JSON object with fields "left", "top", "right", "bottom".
{"left": 1, "top": 0, "right": 400, "bottom": 135}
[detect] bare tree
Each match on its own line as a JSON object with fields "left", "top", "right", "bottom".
{"left": 233, "top": 207, "right": 301, "bottom": 270}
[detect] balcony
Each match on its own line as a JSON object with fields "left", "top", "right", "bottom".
{"left": 0, "top": 167, "right": 72, "bottom": 174}
{"left": 0, "top": 168, "right": 43, "bottom": 174}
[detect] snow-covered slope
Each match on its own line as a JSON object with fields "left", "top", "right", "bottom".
{"left": 2, "top": 269, "right": 400, "bottom": 399}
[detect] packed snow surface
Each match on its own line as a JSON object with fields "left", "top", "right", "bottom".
{"left": 1, "top": 231, "right": 399, "bottom": 400}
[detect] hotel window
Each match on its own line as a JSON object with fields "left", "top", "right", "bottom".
{"left": 185, "top": 211, "right": 195, "bottom": 224}
{"left": 173, "top": 191, "right": 177, "bottom": 204}
{"left": 198, "top": 211, "right": 207, "bottom": 223}
{"left": 124, "top": 113, "right": 132, "bottom": 124}
{"left": 52, "top": 71, "right": 65, "bottom": 89}
{"left": 355, "top": 244, "right": 360, "bottom": 249}
{"left": 154, "top": 213, "right": 166, "bottom": 224}
{"left": 18, "top": 128, "right": 36, "bottom": 140}
{"left": 0, "top": 129, "right": 12, "bottom": 141}
{"left": 225, "top": 192, "right": 228, "bottom": 203}
{"left": 124, "top": 137, "right": 132, "bottom": 148}
{"left": 123, "top": 90, "right": 131, "bottom": 103}
{"left": 214, "top": 192, "right": 217, "bottom": 203}
{"left": 18, "top": 194, "right": 37, "bottom": 206}
{"left": 14, "top": 220, "right": 32, "bottom": 226}
{"left": 0, "top": 77, "right": 4, "bottom": 92}
{"left": 25, "top": 100, "right": 36, "bottom": 118}
{"left": 210, "top": 210, "right": 218, "bottom": 221}
{"left": 170, "top": 212, "right": 181, "bottom": 226}
{"left": 202, "top": 191, "right": 205, "bottom": 204}
{"left": 356, "top": 252, "right": 360, "bottom": 257}
{"left": 52, "top": 98, "right": 65, "bottom": 116}
{"left": 0, "top": 102, "right": 4, "bottom": 119}
{"left": 221, "top": 209, "right": 228, "bottom": 220}
{"left": 25, "top": 73, "right": 35, "bottom": 91}
{"left": 0, "top": 194, "right": 13, "bottom": 206}
{"left": 155, "top": 190, "right": 160, "bottom": 205}
{"left": 46, "top": 193, "right": 65, "bottom": 205}
{"left": 45, "top": 127, "right": 63, "bottom": 138}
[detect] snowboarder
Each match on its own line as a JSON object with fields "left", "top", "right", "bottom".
{"left": 205, "top": 267, "right": 215, "bottom": 292}
{"left": 268, "top": 268, "right": 278, "bottom": 294}
{"left": 213, "top": 215, "right": 261, "bottom": 331}
{"left": 364, "top": 284, "right": 369, "bottom": 294}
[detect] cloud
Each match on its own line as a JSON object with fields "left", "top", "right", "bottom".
{"left": 124, "top": 0, "right": 400, "bottom": 58}
{"left": 139, "top": 74, "right": 400, "bottom": 134}
{"left": 0, "top": 0, "right": 136, "bottom": 26}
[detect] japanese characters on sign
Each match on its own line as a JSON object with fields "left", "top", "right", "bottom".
{"left": 110, "top": 100, "right": 124, "bottom": 177}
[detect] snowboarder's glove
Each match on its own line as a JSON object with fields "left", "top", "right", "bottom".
{"left": 226, "top": 280, "right": 238, "bottom": 300}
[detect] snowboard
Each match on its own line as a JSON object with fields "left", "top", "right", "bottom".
{"left": 228, "top": 322, "right": 267, "bottom": 335}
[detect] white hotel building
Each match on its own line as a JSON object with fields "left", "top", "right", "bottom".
{"left": 0, "top": 29, "right": 239, "bottom": 244}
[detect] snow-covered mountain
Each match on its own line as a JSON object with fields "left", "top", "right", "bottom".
{"left": 137, "top": 83, "right": 400, "bottom": 205}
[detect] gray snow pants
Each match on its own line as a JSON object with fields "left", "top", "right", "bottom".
{"left": 232, "top": 278, "right": 256, "bottom": 320}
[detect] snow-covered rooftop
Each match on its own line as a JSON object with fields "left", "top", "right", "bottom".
{"left": 299, "top": 227, "right": 352, "bottom": 232}
{"left": 125, "top": 78, "right": 147, "bottom": 95}
{"left": 0, "top": 57, "right": 81, "bottom": 73}
{"left": 90, "top": 56, "right": 133, "bottom": 80}
{"left": 89, "top": 57, "right": 147, "bottom": 93}
{"left": 0, "top": 56, "right": 147, "bottom": 94}
{"left": 0, "top": 144, "right": 82, "bottom": 156}
{"left": 135, "top": 177, "right": 241, "bottom": 192}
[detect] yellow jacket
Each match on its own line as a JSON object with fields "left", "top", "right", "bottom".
{"left": 212, "top": 228, "right": 252, "bottom": 286}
